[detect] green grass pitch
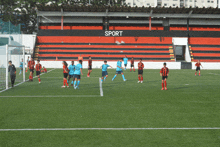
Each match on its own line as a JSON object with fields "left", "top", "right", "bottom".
{"left": 0, "top": 68, "right": 220, "bottom": 147}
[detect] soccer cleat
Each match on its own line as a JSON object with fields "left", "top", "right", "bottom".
{"left": 123, "top": 79, "right": 127, "bottom": 81}
{"left": 141, "top": 81, "right": 143, "bottom": 83}
{"left": 137, "top": 81, "right": 140, "bottom": 83}
{"left": 39, "top": 82, "right": 41, "bottom": 84}
{"left": 161, "top": 88, "right": 164, "bottom": 90}
{"left": 74, "top": 86, "right": 76, "bottom": 89}
{"left": 71, "top": 84, "right": 73, "bottom": 86}
{"left": 165, "top": 87, "right": 167, "bottom": 90}
{"left": 61, "top": 86, "right": 65, "bottom": 88}
{"left": 75, "top": 86, "right": 79, "bottom": 89}
{"left": 67, "top": 86, "right": 69, "bottom": 88}
{"left": 112, "top": 78, "right": 114, "bottom": 81}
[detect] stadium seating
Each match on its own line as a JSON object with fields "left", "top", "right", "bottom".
{"left": 35, "top": 31, "right": 174, "bottom": 61}
{"left": 109, "top": 26, "right": 164, "bottom": 30}
{"left": 170, "top": 27, "right": 220, "bottom": 31}
{"left": 189, "top": 37, "right": 220, "bottom": 62}
{"left": 39, "top": 26, "right": 103, "bottom": 30}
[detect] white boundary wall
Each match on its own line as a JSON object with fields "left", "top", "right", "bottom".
{"left": 192, "top": 62, "right": 220, "bottom": 70}
{"left": 40, "top": 61, "right": 181, "bottom": 69}
{"left": 0, "top": 34, "right": 36, "bottom": 52}
{"left": 41, "top": 61, "right": 220, "bottom": 70}
{"left": 0, "top": 35, "right": 36, "bottom": 68}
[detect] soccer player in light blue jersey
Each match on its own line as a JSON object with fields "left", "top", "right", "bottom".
{"left": 112, "top": 58, "right": 126, "bottom": 81}
{"left": 68, "top": 61, "right": 75, "bottom": 86}
{"left": 19, "top": 59, "right": 24, "bottom": 75}
{"left": 123, "top": 55, "right": 128, "bottom": 70}
{"left": 100, "top": 60, "right": 112, "bottom": 82}
{"left": 74, "top": 60, "right": 83, "bottom": 89}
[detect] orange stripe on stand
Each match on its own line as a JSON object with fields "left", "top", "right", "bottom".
{"left": 38, "top": 54, "right": 172, "bottom": 58}
{"left": 39, "top": 45, "right": 171, "bottom": 49}
{"left": 39, "top": 50, "right": 170, "bottom": 53}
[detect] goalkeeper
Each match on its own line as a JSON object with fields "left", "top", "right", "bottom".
{"left": 8, "top": 61, "right": 16, "bottom": 87}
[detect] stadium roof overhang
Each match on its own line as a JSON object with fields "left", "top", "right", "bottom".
{"left": 37, "top": 11, "right": 220, "bottom": 19}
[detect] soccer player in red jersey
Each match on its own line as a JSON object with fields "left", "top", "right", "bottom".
{"left": 28, "top": 57, "right": 35, "bottom": 81}
{"left": 138, "top": 58, "right": 144, "bottom": 83}
{"left": 87, "top": 56, "right": 92, "bottom": 77}
{"left": 62, "top": 61, "right": 69, "bottom": 88}
{"left": 78, "top": 54, "right": 83, "bottom": 66}
{"left": 160, "top": 62, "right": 169, "bottom": 90}
{"left": 35, "top": 60, "right": 42, "bottom": 83}
{"left": 130, "top": 57, "right": 135, "bottom": 72}
{"left": 41, "top": 66, "right": 47, "bottom": 73}
{"left": 195, "top": 60, "right": 203, "bottom": 76}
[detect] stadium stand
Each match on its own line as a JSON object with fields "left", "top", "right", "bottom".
{"left": 189, "top": 37, "right": 220, "bottom": 62}
{"left": 35, "top": 31, "right": 174, "bottom": 61}
{"left": 39, "top": 26, "right": 103, "bottom": 30}
{"left": 35, "top": 5, "right": 220, "bottom": 62}
{"left": 109, "top": 26, "right": 164, "bottom": 30}
{"left": 170, "top": 27, "right": 220, "bottom": 31}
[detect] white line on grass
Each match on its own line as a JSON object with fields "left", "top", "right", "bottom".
{"left": 0, "top": 128, "right": 220, "bottom": 131}
{"left": 99, "top": 78, "right": 103, "bottom": 96}
{"left": 0, "top": 69, "right": 56, "bottom": 93}
{"left": 209, "top": 73, "right": 220, "bottom": 76}
{"left": 0, "top": 95, "right": 100, "bottom": 98}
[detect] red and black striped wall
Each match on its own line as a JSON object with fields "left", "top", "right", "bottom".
{"left": 35, "top": 29, "right": 220, "bottom": 62}
{"left": 37, "top": 35, "right": 174, "bottom": 61}
{"left": 189, "top": 38, "right": 220, "bottom": 62}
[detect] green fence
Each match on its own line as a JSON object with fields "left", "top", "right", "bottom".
{"left": 0, "top": 19, "right": 21, "bottom": 34}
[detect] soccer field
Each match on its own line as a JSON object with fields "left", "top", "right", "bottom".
{"left": 0, "top": 68, "right": 220, "bottom": 147}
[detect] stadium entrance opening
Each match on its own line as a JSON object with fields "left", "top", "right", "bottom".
{"left": 174, "top": 45, "right": 185, "bottom": 61}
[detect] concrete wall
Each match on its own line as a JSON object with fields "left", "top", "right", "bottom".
{"left": 192, "top": 62, "right": 220, "bottom": 70}
{"left": 40, "top": 61, "right": 220, "bottom": 70}
{"left": 0, "top": 34, "right": 36, "bottom": 52}
{"left": 40, "top": 61, "right": 181, "bottom": 69}
{"left": 3, "top": 58, "right": 219, "bottom": 70}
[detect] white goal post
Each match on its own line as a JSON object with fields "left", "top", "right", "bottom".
{"left": 5, "top": 44, "right": 26, "bottom": 90}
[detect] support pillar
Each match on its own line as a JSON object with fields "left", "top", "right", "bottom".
{"left": 61, "top": 16, "right": 63, "bottom": 30}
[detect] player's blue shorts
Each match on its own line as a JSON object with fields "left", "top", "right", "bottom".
{"left": 116, "top": 71, "right": 123, "bottom": 74}
{"left": 75, "top": 74, "right": 81, "bottom": 79}
{"left": 102, "top": 71, "right": 108, "bottom": 77}
{"left": 69, "top": 74, "right": 75, "bottom": 78}
{"left": 19, "top": 65, "right": 23, "bottom": 68}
